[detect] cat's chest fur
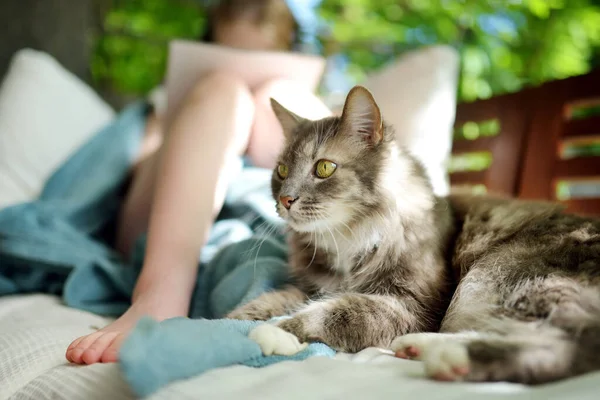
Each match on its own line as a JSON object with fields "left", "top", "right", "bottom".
{"left": 319, "top": 228, "right": 382, "bottom": 272}
{"left": 287, "top": 224, "right": 401, "bottom": 294}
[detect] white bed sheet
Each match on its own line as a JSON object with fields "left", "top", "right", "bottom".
{"left": 0, "top": 294, "right": 598, "bottom": 400}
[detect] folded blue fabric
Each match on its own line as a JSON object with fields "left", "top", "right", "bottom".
{"left": 0, "top": 102, "right": 335, "bottom": 397}
{"left": 121, "top": 317, "right": 334, "bottom": 397}
{"left": 119, "top": 237, "right": 335, "bottom": 397}
{"left": 0, "top": 102, "right": 148, "bottom": 302}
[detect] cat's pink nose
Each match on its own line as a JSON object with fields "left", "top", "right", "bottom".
{"left": 279, "top": 195, "right": 297, "bottom": 210}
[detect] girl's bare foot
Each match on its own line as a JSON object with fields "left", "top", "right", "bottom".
{"left": 65, "top": 291, "right": 188, "bottom": 364}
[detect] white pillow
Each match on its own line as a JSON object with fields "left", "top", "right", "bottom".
{"left": 361, "top": 45, "right": 459, "bottom": 196}
{"left": 0, "top": 49, "right": 115, "bottom": 209}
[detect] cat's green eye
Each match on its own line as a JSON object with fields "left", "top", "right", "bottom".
{"left": 277, "top": 164, "right": 289, "bottom": 179}
{"left": 315, "top": 160, "right": 337, "bottom": 179}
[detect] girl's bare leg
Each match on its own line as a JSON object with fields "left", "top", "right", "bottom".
{"left": 113, "top": 110, "right": 164, "bottom": 256}
{"left": 66, "top": 72, "right": 254, "bottom": 364}
{"left": 248, "top": 79, "right": 332, "bottom": 169}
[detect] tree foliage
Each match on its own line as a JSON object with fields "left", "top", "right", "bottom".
{"left": 92, "top": 0, "right": 600, "bottom": 102}
{"left": 317, "top": 0, "right": 600, "bottom": 101}
{"left": 92, "top": 0, "right": 206, "bottom": 95}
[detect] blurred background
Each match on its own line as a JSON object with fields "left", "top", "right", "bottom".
{"left": 2, "top": 0, "right": 599, "bottom": 106}
{"left": 1, "top": 0, "right": 600, "bottom": 204}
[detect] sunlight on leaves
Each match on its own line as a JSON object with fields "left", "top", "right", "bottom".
{"left": 448, "top": 152, "right": 493, "bottom": 173}
{"left": 454, "top": 119, "right": 500, "bottom": 141}
{"left": 317, "top": 0, "right": 600, "bottom": 102}
{"left": 92, "top": 0, "right": 205, "bottom": 95}
{"left": 93, "top": 0, "right": 600, "bottom": 102}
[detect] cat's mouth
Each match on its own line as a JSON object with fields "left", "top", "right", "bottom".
{"left": 281, "top": 207, "right": 332, "bottom": 233}
{"left": 277, "top": 199, "right": 353, "bottom": 233}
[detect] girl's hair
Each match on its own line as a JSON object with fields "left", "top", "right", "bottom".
{"left": 202, "top": 0, "right": 299, "bottom": 51}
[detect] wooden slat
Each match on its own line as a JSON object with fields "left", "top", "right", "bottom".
{"left": 555, "top": 157, "right": 600, "bottom": 178}
{"left": 563, "top": 198, "right": 600, "bottom": 216}
{"left": 454, "top": 90, "right": 525, "bottom": 125}
{"left": 449, "top": 170, "right": 487, "bottom": 186}
{"left": 455, "top": 89, "right": 533, "bottom": 196}
{"left": 518, "top": 84, "right": 568, "bottom": 200}
{"left": 486, "top": 93, "right": 532, "bottom": 196}
{"left": 452, "top": 136, "right": 497, "bottom": 154}
{"left": 454, "top": 100, "right": 498, "bottom": 125}
{"left": 562, "top": 116, "right": 600, "bottom": 139}
{"left": 563, "top": 69, "right": 600, "bottom": 102}
{"left": 539, "top": 69, "right": 600, "bottom": 104}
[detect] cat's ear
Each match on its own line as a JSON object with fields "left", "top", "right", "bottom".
{"left": 340, "top": 86, "right": 383, "bottom": 145}
{"left": 270, "top": 98, "right": 304, "bottom": 139}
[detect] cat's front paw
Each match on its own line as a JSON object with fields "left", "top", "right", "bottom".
{"left": 227, "top": 302, "right": 277, "bottom": 321}
{"left": 249, "top": 324, "right": 308, "bottom": 356}
{"left": 275, "top": 315, "right": 322, "bottom": 343}
{"left": 275, "top": 316, "right": 309, "bottom": 341}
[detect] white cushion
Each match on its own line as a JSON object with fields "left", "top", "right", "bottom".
{"left": 0, "top": 49, "right": 115, "bottom": 209}
{"left": 362, "top": 45, "right": 459, "bottom": 196}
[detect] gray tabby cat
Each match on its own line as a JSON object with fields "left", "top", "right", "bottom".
{"left": 228, "top": 86, "right": 454, "bottom": 350}
{"left": 228, "top": 85, "right": 600, "bottom": 384}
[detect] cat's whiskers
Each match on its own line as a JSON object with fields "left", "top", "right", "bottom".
{"left": 347, "top": 202, "right": 393, "bottom": 233}
{"left": 341, "top": 204, "right": 377, "bottom": 229}
{"left": 332, "top": 226, "right": 346, "bottom": 241}
{"left": 308, "top": 208, "right": 378, "bottom": 273}
{"left": 331, "top": 203, "right": 394, "bottom": 260}
{"left": 308, "top": 206, "right": 378, "bottom": 257}
{"left": 325, "top": 224, "right": 340, "bottom": 269}
{"left": 251, "top": 223, "right": 278, "bottom": 279}
{"left": 300, "top": 231, "right": 313, "bottom": 252}
{"left": 300, "top": 208, "right": 341, "bottom": 269}
{"left": 336, "top": 219, "right": 357, "bottom": 241}
{"left": 309, "top": 204, "right": 355, "bottom": 241}
{"left": 243, "top": 212, "right": 267, "bottom": 229}
{"left": 252, "top": 219, "right": 275, "bottom": 236}
{"left": 240, "top": 220, "right": 273, "bottom": 257}
{"left": 311, "top": 208, "right": 343, "bottom": 239}
{"left": 306, "top": 227, "right": 319, "bottom": 269}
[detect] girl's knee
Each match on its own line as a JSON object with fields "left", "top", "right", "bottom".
{"left": 187, "top": 71, "right": 253, "bottom": 108}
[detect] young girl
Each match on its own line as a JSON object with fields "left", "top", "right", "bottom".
{"left": 65, "top": 0, "right": 331, "bottom": 365}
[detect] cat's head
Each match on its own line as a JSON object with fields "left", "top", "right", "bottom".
{"left": 270, "top": 85, "right": 407, "bottom": 233}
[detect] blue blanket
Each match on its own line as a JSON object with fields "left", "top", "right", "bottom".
{"left": 0, "top": 103, "right": 335, "bottom": 397}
